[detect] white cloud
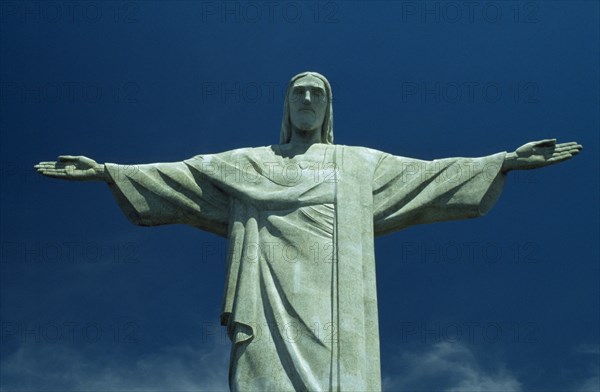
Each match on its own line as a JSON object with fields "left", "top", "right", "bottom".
{"left": 3, "top": 340, "right": 598, "bottom": 391}
{"left": 574, "top": 375, "right": 600, "bottom": 392}
{"left": 382, "top": 342, "right": 522, "bottom": 392}
{"left": 1, "top": 342, "right": 230, "bottom": 391}
{"left": 575, "top": 343, "right": 600, "bottom": 355}
{"left": 571, "top": 343, "right": 600, "bottom": 392}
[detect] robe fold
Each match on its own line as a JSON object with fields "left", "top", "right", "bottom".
{"left": 105, "top": 144, "right": 506, "bottom": 392}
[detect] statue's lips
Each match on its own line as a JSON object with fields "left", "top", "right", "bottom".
{"left": 299, "top": 109, "right": 315, "bottom": 114}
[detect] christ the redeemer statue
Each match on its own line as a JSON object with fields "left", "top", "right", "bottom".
{"left": 35, "top": 72, "right": 581, "bottom": 392}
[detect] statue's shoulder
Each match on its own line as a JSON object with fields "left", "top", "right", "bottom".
{"left": 335, "top": 144, "right": 389, "bottom": 163}
{"left": 186, "top": 146, "right": 272, "bottom": 161}
{"left": 186, "top": 145, "right": 393, "bottom": 163}
{"left": 338, "top": 144, "right": 386, "bottom": 155}
{"left": 225, "top": 145, "right": 273, "bottom": 158}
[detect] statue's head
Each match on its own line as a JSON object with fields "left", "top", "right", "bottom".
{"left": 280, "top": 71, "right": 333, "bottom": 144}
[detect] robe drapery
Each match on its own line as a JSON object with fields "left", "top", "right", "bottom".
{"left": 105, "top": 144, "right": 506, "bottom": 392}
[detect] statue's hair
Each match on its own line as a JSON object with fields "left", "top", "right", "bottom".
{"left": 279, "top": 71, "right": 334, "bottom": 145}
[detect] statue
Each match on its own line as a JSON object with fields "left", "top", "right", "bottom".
{"left": 34, "top": 72, "right": 582, "bottom": 391}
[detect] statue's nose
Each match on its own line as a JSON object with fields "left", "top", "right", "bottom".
{"left": 303, "top": 90, "right": 311, "bottom": 104}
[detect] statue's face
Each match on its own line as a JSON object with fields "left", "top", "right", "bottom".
{"left": 288, "top": 75, "right": 328, "bottom": 133}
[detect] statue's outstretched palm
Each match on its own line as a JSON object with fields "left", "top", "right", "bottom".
{"left": 506, "top": 139, "right": 582, "bottom": 171}
{"left": 34, "top": 155, "right": 101, "bottom": 181}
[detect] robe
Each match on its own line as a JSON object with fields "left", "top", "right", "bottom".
{"left": 105, "top": 144, "right": 506, "bottom": 392}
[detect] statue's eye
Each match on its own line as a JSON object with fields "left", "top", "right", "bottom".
{"left": 313, "top": 89, "right": 324, "bottom": 96}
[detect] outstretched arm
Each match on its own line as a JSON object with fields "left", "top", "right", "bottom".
{"left": 34, "top": 155, "right": 112, "bottom": 183}
{"left": 35, "top": 154, "right": 230, "bottom": 235}
{"left": 502, "top": 139, "right": 582, "bottom": 173}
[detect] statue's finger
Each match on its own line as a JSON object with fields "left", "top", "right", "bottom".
{"left": 551, "top": 152, "right": 573, "bottom": 161}
{"left": 556, "top": 143, "right": 583, "bottom": 153}
{"left": 557, "top": 148, "right": 582, "bottom": 156}
{"left": 40, "top": 169, "right": 65, "bottom": 175}
{"left": 555, "top": 144, "right": 581, "bottom": 153}
{"left": 42, "top": 172, "right": 68, "bottom": 178}
{"left": 41, "top": 168, "right": 67, "bottom": 173}
{"left": 553, "top": 151, "right": 572, "bottom": 157}
{"left": 39, "top": 169, "right": 68, "bottom": 175}
{"left": 547, "top": 154, "right": 571, "bottom": 163}
{"left": 35, "top": 163, "right": 58, "bottom": 169}
{"left": 36, "top": 164, "right": 64, "bottom": 171}
{"left": 554, "top": 142, "right": 579, "bottom": 149}
{"left": 555, "top": 142, "right": 577, "bottom": 148}
{"left": 37, "top": 169, "right": 67, "bottom": 176}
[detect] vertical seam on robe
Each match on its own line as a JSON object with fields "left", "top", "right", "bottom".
{"left": 333, "top": 145, "right": 341, "bottom": 391}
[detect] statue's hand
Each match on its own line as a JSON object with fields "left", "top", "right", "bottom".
{"left": 34, "top": 155, "right": 108, "bottom": 182}
{"left": 502, "top": 139, "right": 582, "bottom": 172}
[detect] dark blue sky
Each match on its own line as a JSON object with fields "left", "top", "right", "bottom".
{"left": 1, "top": 1, "right": 598, "bottom": 391}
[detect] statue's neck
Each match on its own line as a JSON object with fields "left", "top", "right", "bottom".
{"left": 289, "top": 127, "right": 321, "bottom": 146}
{"left": 276, "top": 141, "right": 327, "bottom": 158}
